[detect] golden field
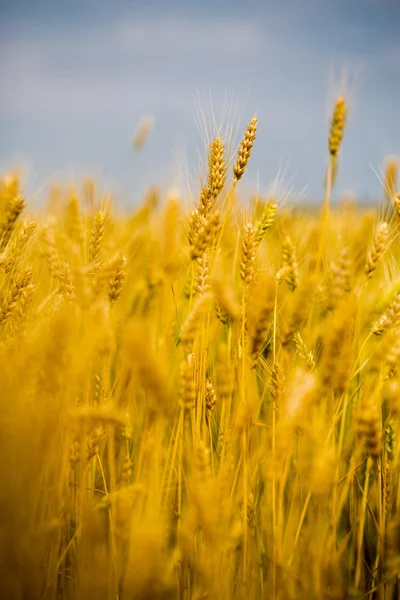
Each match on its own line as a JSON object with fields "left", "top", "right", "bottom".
{"left": 1, "top": 101, "right": 400, "bottom": 599}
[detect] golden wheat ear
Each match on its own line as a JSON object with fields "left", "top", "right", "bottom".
{"left": 365, "top": 221, "right": 389, "bottom": 279}
{"left": 328, "top": 96, "right": 347, "bottom": 159}
{"left": 255, "top": 198, "right": 277, "bottom": 246}
{"left": 108, "top": 254, "right": 127, "bottom": 304}
{"left": 0, "top": 220, "right": 36, "bottom": 274}
{"left": 89, "top": 210, "right": 105, "bottom": 263}
{"left": 0, "top": 194, "right": 25, "bottom": 251}
{"left": 240, "top": 223, "right": 256, "bottom": 285}
{"left": 208, "top": 136, "right": 227, "bottom": 199}
{"left": 233, "top": 114, "right": 258, "bottom": 183}
{"left": 281, "top": 235, "right": 299, "bottom": 292}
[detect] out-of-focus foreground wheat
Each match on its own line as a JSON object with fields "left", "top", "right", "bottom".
{"left": 1, "top": 102, "right": 400, "bottom": 600}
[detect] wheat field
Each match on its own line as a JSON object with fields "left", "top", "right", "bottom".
{"left": 1, "top": 100, "right": 400, "bottom": 600}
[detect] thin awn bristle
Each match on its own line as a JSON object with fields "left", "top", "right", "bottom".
{"left": 384, "top": 158, "right": 398, "bottom": 200}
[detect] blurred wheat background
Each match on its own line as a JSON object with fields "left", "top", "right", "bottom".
{"left": 1, "top": 1, "right": 400, "bottom": 599}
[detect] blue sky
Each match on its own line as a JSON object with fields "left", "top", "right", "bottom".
{"left": 0, "top": 0, "right": 399, "bottom": 206}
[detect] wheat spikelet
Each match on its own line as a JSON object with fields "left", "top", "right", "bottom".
{"left": 195, "top": 251, "right": 210, "bottom": 295}
{"left": 58, "top": 262, "right": 75, "bottom": 300}
{"left": 88, "top": 255, "right": 117, "bottom": 299}
{"left": 205, "top": 379, "right": 217, "bottom": 417}
{"left": 275, "top": 264, "right": 292, "bottom": 285}
{"left": 0, "top": 267, "right": 33, "bottom": 326}
{"left": 0, "top": 171, "right": 21, "bottom": 211}
{"left": 383, "top": 460, "right": 393, "bottom": 519}
{"left": 0, "top": 194, "right": 25, "bottom": 251}
{"left": 208, "top": 137, "right": 227, "bottom": 198}
{"left": 254, "top": 198, "right": 277, "bottom": 246}
{"left": 371, "top": 313, "right": 388, "bottom": 336}
{"left": 246, "top": 493, "right": 257, "bottom": 537}
{"left": 189, "top": 210, "right": 221, "bottom": 260}
{"left": 0, "top": 220, "right": 36, "bottom": 274}
{"left": 281, "top": 236, "right": 298, "bottom": 291}
{"left": 377, "top": 289, "right": 400, "bottom": 335}
{"left": 385, "top": 335, "right": 400, "bottom": 379}
{"left": 91, "top": 370, "right": 102, "bottom": 404}
{"left": 383, "top": 458, "right": 393, "bottom": 519}
{"left": 109, "top": 254, "right": 127, "bottom": 304}
{"left": 385, "top": 419, "right": 395, "bottom": 460}
{"left": 365, "top": 221, "right": 389, "bottom": 278}
{"left": 233, "top": 114, "right": 258, "bottom": 182}
{"left": 179, "top": 357, "right": 196, "bottom": 411}
{"left": 215, "top": 301, "right": 229, "bottom": 325}
{"left": 121, "top": 454, "right": 133, "bottom": 484}
{"left": 188, "top": 209, "right": 202, "bottom": 248}
{"left": 270, "top": 361, "right": 284, "bottom": 404}
{"left": 372, "top": 287, "right": 400, "bottom": 336}
{"left": 40, "top": 226, "right": 62, "bottom": 275}
{"left": 199, "top": 186, "right": 213, "bottom": 217}
{"left": 89, "top": 209, "right": 105, "bottom": 263}
{"left": 11, "top": 278, "right": 35, "bottom": 333}
{"left": 86, "top": 426, "right": 106, "bottom": 461}
{"left": 328, "top": 96, "right": 347, "bottom": 158}
{"left": 293, "top": 331, "right": 316, "bottom": 372}
{"left": 240, "top": 223, "right": 256, "bottom": 285}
